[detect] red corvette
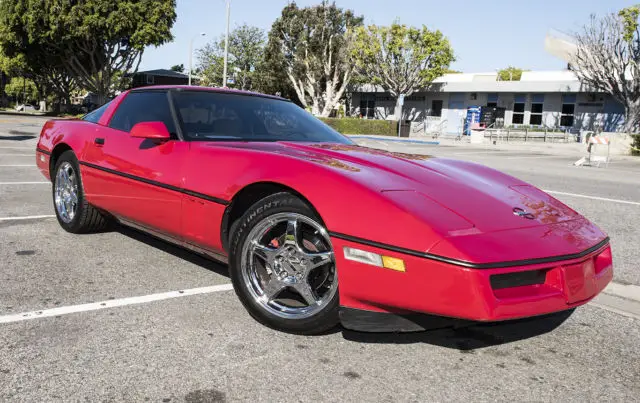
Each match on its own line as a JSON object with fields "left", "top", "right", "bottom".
{"left": 35, "top": 86, "right": 613, "bottom": 334}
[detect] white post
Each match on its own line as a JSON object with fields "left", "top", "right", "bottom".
{"left": 397, "top": 94, "right": 405, "bottom": 137}
{"left": 188, "top": 32, "right": 206, "bottom": 86}
{"left": 222, "top": 0, "right": 231, "bottom": 87}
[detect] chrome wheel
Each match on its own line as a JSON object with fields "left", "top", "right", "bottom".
{"left": 54, "top": 161, "right": 79, "bottom": 223}
{"left": 240, "top": 212, "right": 337, "bottom": 320}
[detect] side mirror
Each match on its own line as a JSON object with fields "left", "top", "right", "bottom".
{"left": 130, "top": 121, "right": 171, "bottom": 140}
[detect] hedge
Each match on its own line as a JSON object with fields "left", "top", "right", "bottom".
{"left": 319, "top": 117, "right": 398, "bottom": 136}
{"left": 632, "top": 134, "right": 640, "bottom": 156}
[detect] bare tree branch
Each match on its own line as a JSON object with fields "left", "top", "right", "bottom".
{"left": 573, "top": 12, "right": 640, "bottom": 132}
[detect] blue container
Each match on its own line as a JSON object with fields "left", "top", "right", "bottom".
{"left": 464, "top": 106, "right": 481, "bottom": 135}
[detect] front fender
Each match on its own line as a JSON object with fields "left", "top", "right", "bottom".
{"left": 185, "top": 146, "right": 445, "bottom": 255}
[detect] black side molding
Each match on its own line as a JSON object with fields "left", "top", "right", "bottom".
{"left": 329, "top": 231, "right": 610, "bottom": 270}
{"left": 78, "top": 160, "right": 229, "bottom": 206}
{"left": 36, "top": 148, "right": 51, "bottom": 155}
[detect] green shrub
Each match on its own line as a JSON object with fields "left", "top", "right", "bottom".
{"left": 631, "top": 134, "right": 640, "bottom": 156}
{"left": 319, "top": 117, "right": 398, "bottom": 136}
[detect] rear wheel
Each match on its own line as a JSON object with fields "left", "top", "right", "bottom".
{"left": 52, "top": 151, "right": 109, "bottom": 233}
{"left": 229, "top": 193, "right": 339, "bottom": 334}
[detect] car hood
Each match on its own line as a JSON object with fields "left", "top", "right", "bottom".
{"left": 211, "top": 141, "right": 582, "bottom": 234}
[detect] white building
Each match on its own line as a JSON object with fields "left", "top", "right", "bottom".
{"left": 348, "top": 70, "right": 625, "bottom": 135}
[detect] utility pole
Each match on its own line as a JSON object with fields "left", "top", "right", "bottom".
{"left": 188, "top": 32, "right": 206, "bottom": 86}
{"left": 222, "top": 0, "right": 231, "bottom": 87}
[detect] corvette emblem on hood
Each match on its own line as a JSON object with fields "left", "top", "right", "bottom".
{"left": 512, "top": 207, "right": 535, "bottom": 220}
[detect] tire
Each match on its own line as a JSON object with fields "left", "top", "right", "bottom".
{"left": 229, "top": 192, "right": 339, "bottom": 335}
{"left": 52, "top": 150, "right": 109, "bottom": 233}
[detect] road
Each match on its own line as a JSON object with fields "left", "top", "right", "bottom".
{"left": 0, "top": 116, "right": 638, "bottom": 402}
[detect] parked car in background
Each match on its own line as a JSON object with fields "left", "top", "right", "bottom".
{"left": 15, "top": 104, "right": 37, "bottom": 112}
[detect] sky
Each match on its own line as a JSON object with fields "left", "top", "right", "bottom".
{"left": 139, "top": 0, "right": 637, "bottom": 73}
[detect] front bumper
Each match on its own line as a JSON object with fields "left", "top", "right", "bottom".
{"left": 332, "top": 236, "right": 613, "bottom": 332}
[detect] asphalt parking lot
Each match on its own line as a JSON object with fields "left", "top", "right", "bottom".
{"left": 1, "top": 115, "right": 639, "bottom": 402}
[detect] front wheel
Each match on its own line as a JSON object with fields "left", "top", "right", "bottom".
{"left": 229, "top": 193, "right": 339, "bottom": 334}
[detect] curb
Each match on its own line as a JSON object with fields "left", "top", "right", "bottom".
{"left": 0, "top": 111, "right": 47, "bottom": 118}
{"left": 349, "top": 135, "right": 440, "bottom": 145}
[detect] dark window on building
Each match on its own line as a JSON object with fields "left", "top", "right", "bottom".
{"left": 512, "top": 102, "right": 525, "bottom": 124}
{"left": 359, "top": 95, "right": 375, "bottom": 119}
{"left": 529, "top": 94, "right": 544, "bottom": 125}
{"left": 430, "top": 100, "right": 443, "bottom": 117}
{"left": 487, "top": 93, "right": 498, "bottom": 108}
{"left": 82, "top": 101, "right": 111, "bottom": 124}
{"left": 560, "top": 104, "right": 575, "bottom": 127}
{"left": 108, "top": 91, "right": 176, "bottom": 135}
{"left": 530, "top": 103, "right": 543, "bottom": 125}
{"left": 560, "top": 94, "right": 576, "bottom": 127}
{"left": 530, "top": 103, "right": 543, "bottom": 114}
{"left": 561, "top": 104, "right": 575, "bottom": 114}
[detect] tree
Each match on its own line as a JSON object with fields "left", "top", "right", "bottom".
{"left": 572, "top": 6, "right": 640, "bottom": 132}
{"left": 252, "top": 56, "right": 297, "bottom": 100}
{"left": 0, "top": 46, "right": 25, "bottom": 77}
{"left": 196, "top": 41, "right": 226, "bottom": 87}
{"left": 266, "top": 1, "right": 363, "bottom": 116}
{"left": 497, "top": 66, "right": 525, "bottom": 81}
{"left": 4, "top": 77, "right": 38, "bottom": 104}
{"left": 0, "top": 0, "right": 177, "bottom": 104}
{"left": 170, "top": 64, "right": 185, "bottom": 73}
{"left": 228, "top": 24, "right": 266, "bottom": 90}
{"left": 351, "top": 22, "right": 454, "bottom": 119}
{"left": 197, "top": 24, "right": 265, "bottom": 90}
{"left": 1, "top": 42, "right": 76, "bottom": 111}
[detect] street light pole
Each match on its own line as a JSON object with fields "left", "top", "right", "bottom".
{"left": 222, "top": 0, "right": 231, "bottom": 87}
{"left": 189, "top": 32, "right": 206, "bottom": 86}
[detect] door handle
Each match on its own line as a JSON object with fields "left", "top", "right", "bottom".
{"left": 94, "top": 138, "right": 105, "bottom": 146}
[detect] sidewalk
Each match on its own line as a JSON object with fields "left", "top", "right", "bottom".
{"left": 0, "top": 110, "right": 47, "bottom": 117}
{"left": 348, "top": 135, "right": 439, "bottom": 145}
{"left": 437, "top": 137, "right": 640, "bottom": 161}
{"left": 350, "top": 134, "right": 640, "bottom": 161}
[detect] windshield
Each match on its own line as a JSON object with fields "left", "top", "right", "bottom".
{"left": 171, "top": 90, "right": 353, "bottom": 144}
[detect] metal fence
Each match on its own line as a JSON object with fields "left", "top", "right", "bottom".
{"left": 484, "top": 128, "right": 573, "bottom": 143}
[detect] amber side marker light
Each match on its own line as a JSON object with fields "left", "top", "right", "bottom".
{"left": 343, "top": 247, "right": 406, "bottom": 272}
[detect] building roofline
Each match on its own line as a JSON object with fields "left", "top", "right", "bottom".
{"left": 351, "top": 70, "right": 591, "bottom": 93}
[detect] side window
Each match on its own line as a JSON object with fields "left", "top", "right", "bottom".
{"left": 108, "top": 91, "right": 177, "bottom": 135}
{"left": 82, "top": 101, "right": 111, "bottom": 124}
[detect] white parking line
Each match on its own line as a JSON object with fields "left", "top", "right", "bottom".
{"left": 589, "top": 300, "right": 640, "bottom": 320}
{"left": 0, "top": 164, "right": 35, "bottom": 167}
{"left": 0, "top": 154, "right": 33, "bottom": 156}
{"left": 0, "top": 181, "right": 49, "bottom": 185}
{"left": 0, "top": 147, "right": 34, "bottom": 149}
{"left": 603, "top": 282, "right": 640, "bottom": 301}
{"left": 0, "top": 284, "right": 234, "bottom": 324}
{"left": 0, "top": 215, "right": 55, "bottom": 221}
{"left": 544, "top": 190, "right": 640, "bottom": 206}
